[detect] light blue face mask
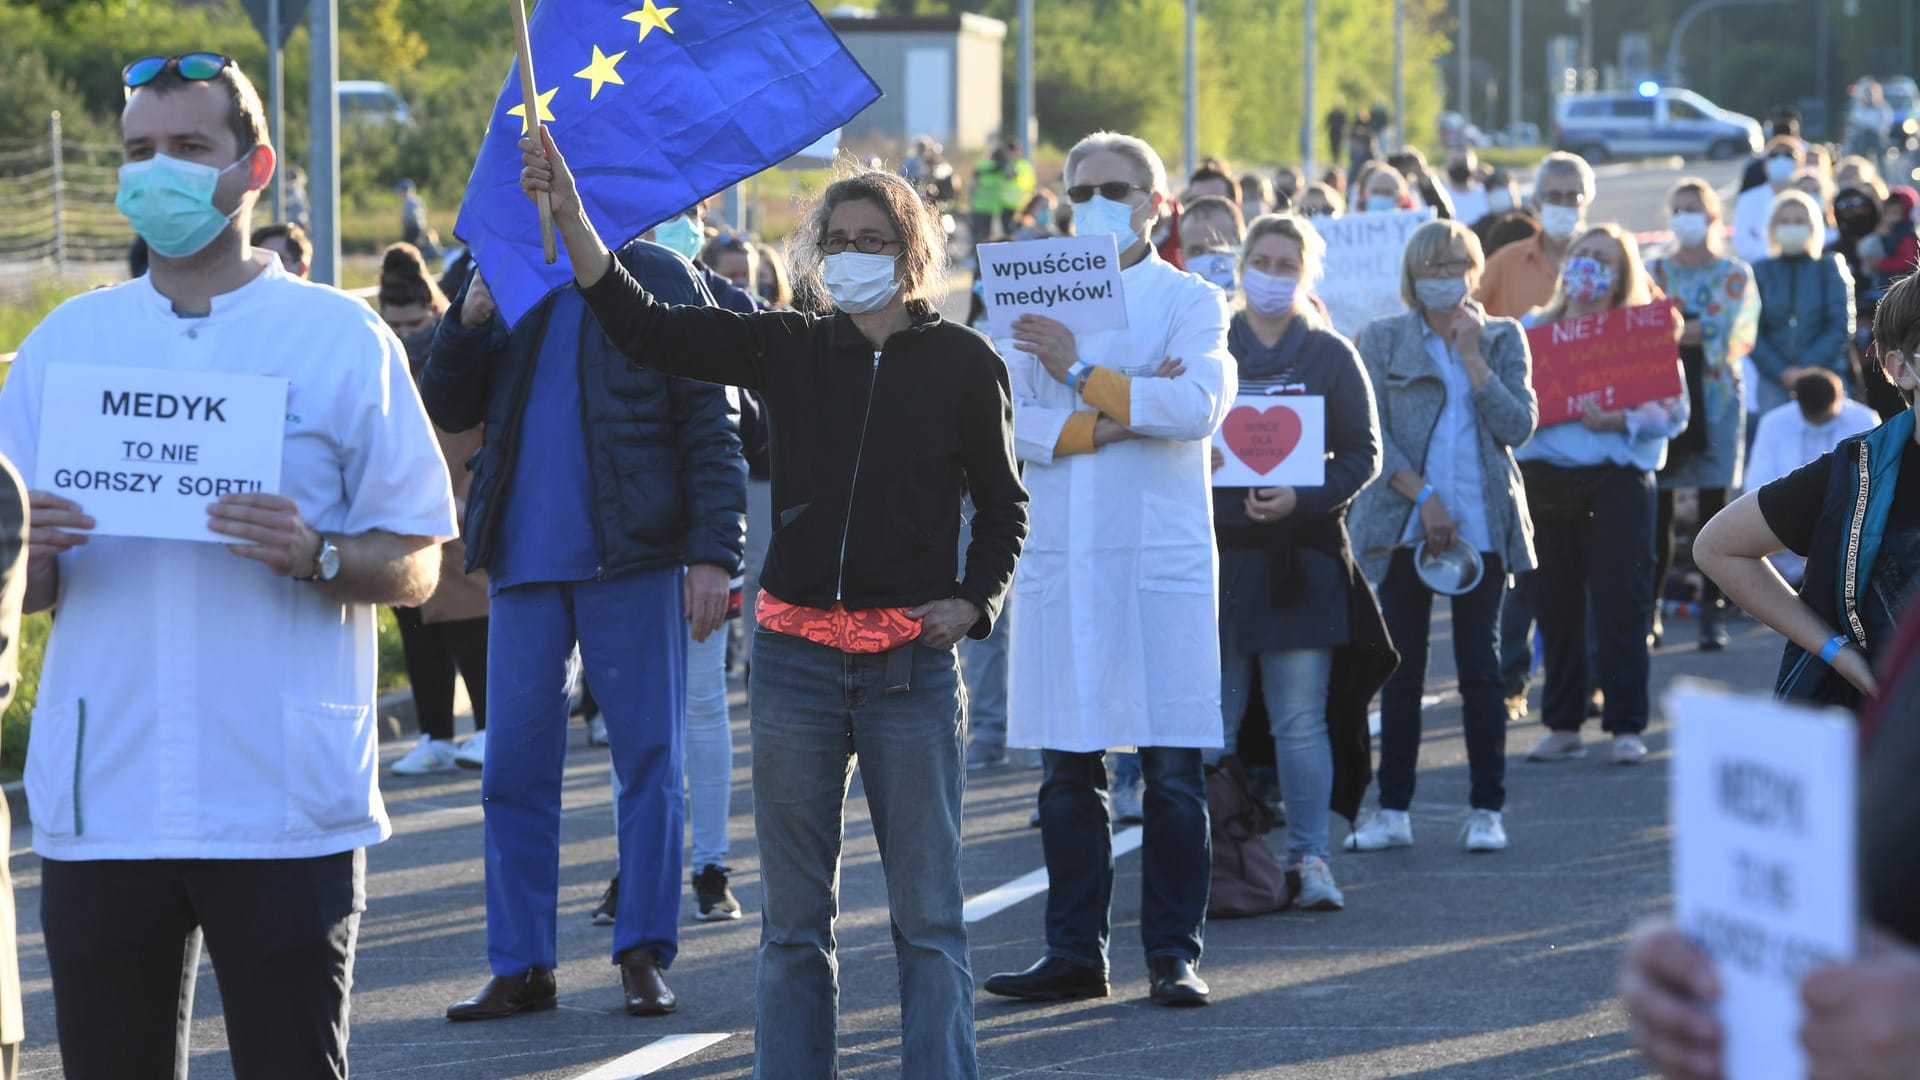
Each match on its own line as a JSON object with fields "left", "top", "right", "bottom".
{"left": 1366, "top": 194, "right": 1399, "bottom": 213}
{"left": 1072, "top": 194, "right": 1142, "bottom": 247}
{"left": 116, "top": 152, "right": 248, "bottom": 259}
{"left": 654, "top": 214, "right": 705, "bottom": 262}
{"left": 1188, "top": 251, "right": 1237, "bottom": 293}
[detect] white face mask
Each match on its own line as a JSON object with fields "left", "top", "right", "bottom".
{"left": 1073, "top": 194, "right": 1143, "bottom": 247}
{"left": 1670, "top": 212, "right": 1711, "bottom": 248}
{"left": 1539, "top": 203, "right": 1584, "bottom": 240}
{"left": 1242, "top": 268, "right": 1299, "bottom": 315}
{"left": 1773, "top": 223, "right": 1813, "bottom": 253}
{"left": 821, "top": 251, "right": 900, "bottom": 314}
{"left": 1487, "top": 190, "right": 1515, "bottom": 214}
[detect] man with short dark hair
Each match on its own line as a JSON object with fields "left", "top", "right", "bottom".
{"left": 1185, "top": 165, "right": 1236, "bottom": 204}
{"left": 0, "top": 54, "right": 456, "bottom": 1078}
{"left": 252, "top": 220, "right": 311, "bottom": 277}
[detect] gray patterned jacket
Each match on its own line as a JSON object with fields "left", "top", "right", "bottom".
{"left": 1349, "top": 307, "right": 1539, "bottom": 585}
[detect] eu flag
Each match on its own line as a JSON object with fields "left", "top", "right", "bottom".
{"left": 455, "top": 0, "right": 881, "bottom": 325}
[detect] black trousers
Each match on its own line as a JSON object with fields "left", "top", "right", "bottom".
{"left": 393, "top": 606, "right": 489, "bottom": 740}
{"left": 41, "top": 851, "right": 365, "bottom": 1080}
{"left": 1527, "top": 464, "right": 1657, "bottom": 735}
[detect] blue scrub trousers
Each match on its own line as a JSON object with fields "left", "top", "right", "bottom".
{"left": 482, "top": 569, "right": 687, "bottom": 974}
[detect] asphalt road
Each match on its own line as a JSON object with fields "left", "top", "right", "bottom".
{"left": 6, "top": 604, "right": 1787, "bottom": 1079}
{"left": 1583, "top": 157, "right": 1745, "bottom": 237}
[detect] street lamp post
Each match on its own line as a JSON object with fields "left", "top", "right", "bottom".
{"left": 1303, "top": 0, "right": 1317, "bottom": 177}
{"left": 1508, "top": 0, "right": 1522, "bottom": 140}
{"left": 1393, "top": 0, "right": 1404, "bottom": 152}
{"left": 1457, "top": 0, "right": 1470, "bottom": 121}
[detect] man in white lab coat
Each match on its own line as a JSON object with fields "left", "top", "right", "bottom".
{"left": 984, "top": 131, "right": 1238, "bottom": 1008}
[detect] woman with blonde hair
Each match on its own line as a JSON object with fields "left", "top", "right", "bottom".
{"left": 1208, "top": 212, "right": 1390, "bottom": 904}
{"left": 1647, "top": 178, "right": 1760, "bottom": 650}
{"left": 1348, "top": 218, "right": 1537, "bottom": 853}
{"left": 1751, "top": 187, "right": 1857, "bottom": 415}
{"left": 1517, "top": 224, "right": 1688, "bottom": 766}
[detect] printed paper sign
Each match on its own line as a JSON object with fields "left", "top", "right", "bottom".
{"left": 1526, "top": 302, "right": 1684, "bottom": 426}
{"left": 1314, "top": 208, "right": 1434, "bottom": 338}
{"left": 978, "top": 234, "right": 1129, "bottom": 340}
{"left": 1211, "top": 392, "right": 1325, "bottom": 487}
{"left": 35, "top": 363, "right": 290, "bottom": 543}
{"left": 1667, "top": 681, "right": 1857, "bottom": 1080}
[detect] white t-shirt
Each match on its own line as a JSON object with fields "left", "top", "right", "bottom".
{"left": 0, "top": 255, "right": 457, "bottom": 860}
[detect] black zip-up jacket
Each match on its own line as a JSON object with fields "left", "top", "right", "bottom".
{"left": 579, "top": 257, "right": 1027, "bottom": 639}
{"left": 420, "top": 240, "right": 746, "bottom": 580}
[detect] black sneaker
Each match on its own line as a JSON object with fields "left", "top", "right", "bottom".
{"left": 592, "top": 877, "right": 618, "bottom": 926}
{"left": 692, "top": 864, "right": 742, "bottom": 921}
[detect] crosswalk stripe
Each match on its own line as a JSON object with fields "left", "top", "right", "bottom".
{"left": 571, "top": 1033, "right": 732, "bottom": 1079}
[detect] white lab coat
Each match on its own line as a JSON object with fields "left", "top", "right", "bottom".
{"left": 1003, "top": 252, "right": 1238, "bottom": 752}
{"left": 1731, "top": 183, "right": 1780, "bottom": 268}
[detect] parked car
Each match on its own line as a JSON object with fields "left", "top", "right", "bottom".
{"left": 338, "top": 81, "right": 414, "bottom": 127}
{"left": 1553, "top": 87, "right": 1760, "bottom": 163}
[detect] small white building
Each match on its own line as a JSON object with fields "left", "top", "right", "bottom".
{"left": 827, "top": 11, "right": 1007, "bottom": 156}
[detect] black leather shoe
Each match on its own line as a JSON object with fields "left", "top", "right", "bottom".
{"left": 1148, "top": 957, "right": 1209, "bottom": 1007}
{"left": 982, "top": 956, "right": 1109, "bottom": 1001}
{"left": 618, "top": 948, "right": 678, "bottom": 1016}
{"left": 446, "top": 968, "right": 557, "bottom": 1021}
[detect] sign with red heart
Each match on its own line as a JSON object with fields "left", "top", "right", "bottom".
{"left": 1211, "top": 394, "right": 1326, "bottom": 487}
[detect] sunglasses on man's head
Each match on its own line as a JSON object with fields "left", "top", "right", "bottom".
{"left": 1067, "top": 182, "right": 1148, "bottom": 204}
{"left": 122, "top": 53, "right": 232, "bottom": 95}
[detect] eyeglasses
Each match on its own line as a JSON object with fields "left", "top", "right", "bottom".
{"left": 1422, "top": 259, "right": 1476, "bottom": 275}
{"left": 822, "top": 235, "right": 903, "bottom": 255}
{"left": 1538, "top": 189, "right": 1586, "bottom": 208}
{"left": 123, "top": 53, "right": 232, "bottom": 94}
{"left": 1067, "top": 182, "right": 1149, "bottom": 204}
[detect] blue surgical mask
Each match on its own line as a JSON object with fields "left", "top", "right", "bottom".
{"left": 1188, "top": 252, "right": 1237, "bottom": 293}
{"left": 1033, "top": 208, "right": 1053, "bottom": 231}
{"left": 1766, "top": 155, "right": 1797, "bottom": 184}
{"left": 1366, "top": 195, "right": 1398, "bottom": 213}
{"left": 1072, "top": 194, "right": 1142, "bottom": 247}
{"left": 654, "top": 214, "right": 705, "bottom": 262}
{"left": 1413, "top": 277, "right": 1470, "bottom": 310}
{"left": 116, "top": 152, "right": 248, "bottom": 258}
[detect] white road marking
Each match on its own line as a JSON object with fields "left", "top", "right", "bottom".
{"left": 1369, "top": 693, "right": 1446, "bottom": 737}
{"left": 570, "top": 1034, "right": 732, "bottom": 1079}
{"left": 963, "top": 826, "right": 1144, "bottom": 923}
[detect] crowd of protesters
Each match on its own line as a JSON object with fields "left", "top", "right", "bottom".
{"left": 4, "top": 46, "right": 1920, "bottom": 1080}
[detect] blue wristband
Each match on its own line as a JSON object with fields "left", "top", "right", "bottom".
{"left": 1819, "top": 634, "right": 1849, "bottom": 664}
{"left": 1414, "top": 484, "right": 1435, "bottom": 508}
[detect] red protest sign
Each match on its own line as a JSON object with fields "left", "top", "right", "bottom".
{"left": 1525, "top": 302, "right": 1683, "bottom": 427}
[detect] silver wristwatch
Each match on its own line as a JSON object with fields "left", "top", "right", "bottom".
{"left": 301, "top": 535, "right": 342, "bottom": 583}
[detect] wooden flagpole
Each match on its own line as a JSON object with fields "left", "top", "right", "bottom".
{"left": 509, "top": 0, "right": 556, "bottom": 264}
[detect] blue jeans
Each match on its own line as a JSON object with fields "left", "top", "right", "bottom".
{"left": 684, "top": 622, "right": 732, "bottom": 869}
{"left": 483, "top": 571, "right": 686, "bottom": 975}
{"left": 957, "top": 499, "right": 1011, "bottom": 752}
{"left": 747, "top": 629, "right": 976, "bottom": 1080}
{"left": 1377, "top": 550, "right": 1509, "bottom": 812}
{"left": 1213, "top": 648, "right": 1334, "bottom": 862}
{"left": 1038, "top": 747, "right": 1209, "bottom": 970}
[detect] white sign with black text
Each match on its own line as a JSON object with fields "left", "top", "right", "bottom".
{"left": 35, "top": 363, "right": 290, "bottom": 543}
{"left": 1314, "top": 207, "right": 1435, "bottom": 338}
{"left": 1211, "top": 391, "right": 1326, "bottom": 488}
{"left": 978, "top": 234, "right": 1129, "bottom": 340}
{"left": 1667, "top": 681, "right": 1857, "bottom": 1080}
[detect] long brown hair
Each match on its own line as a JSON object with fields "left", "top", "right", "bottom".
{"left": 789, "top": 163, "right": 947, "bottom": 317}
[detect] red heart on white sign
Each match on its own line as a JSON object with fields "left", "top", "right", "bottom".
{"left": 1223, "top": 404, "right": 1303, "bottom": 476}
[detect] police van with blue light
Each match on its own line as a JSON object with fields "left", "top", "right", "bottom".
{"left": 1554, "top": 83, "right": 1763, "bottom": 163}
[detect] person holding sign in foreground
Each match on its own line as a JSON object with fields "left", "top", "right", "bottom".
{"left": 518, "top": 127, "right": 1027, "bottom": 1079}
{"left": 1207, "top": 212, "right": 1392, "bottom": 908}
{"left": 1348, "top": 219, "right": 1539, "bottom": 854}
{"left": 0, "top": 55, "right": 456, "bottom": 1078}
{"left": 1516, "top": 224, "right": 1688, "bottom": 766}
{"left": 985, "top": 131, "right": 1236, "bottom": 1008}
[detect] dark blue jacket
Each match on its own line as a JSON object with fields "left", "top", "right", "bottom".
{"left": 420, "top": 240, "right": 746, "bottom": 580}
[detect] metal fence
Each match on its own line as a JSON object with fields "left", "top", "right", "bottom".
{"left": 0, "top": 113, "right": 132, "bottom": 302}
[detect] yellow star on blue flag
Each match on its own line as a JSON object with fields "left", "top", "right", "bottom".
{"left": 457, "top": 0, "right": 881, "bottom": 326}
{"left": 621, "top": 0, "right": 678, "bottom": 43}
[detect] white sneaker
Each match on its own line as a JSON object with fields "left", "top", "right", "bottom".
{"left": 454, "top": 731, "right": 487, "bottom": 771}
{"left": 1611, "top": 734, "right": 1649, "bottom": 765}
{"left": 586, "top": 715, "right": 609, "bottom": 748}
{"left": 391, "top": 735, "right": 458, "bottom": 776}
{"left": 1291, "top": 855, "right": 1345, "bottom": 911}
{"left": 1461, "top": 809, "right": 1508, "bottom": 852}
{"left": 1525, "top": 730, "right": 1588, "bottom": 761}
{"left": 1344, "top": 809, "right": 1413, "bottom": 852}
